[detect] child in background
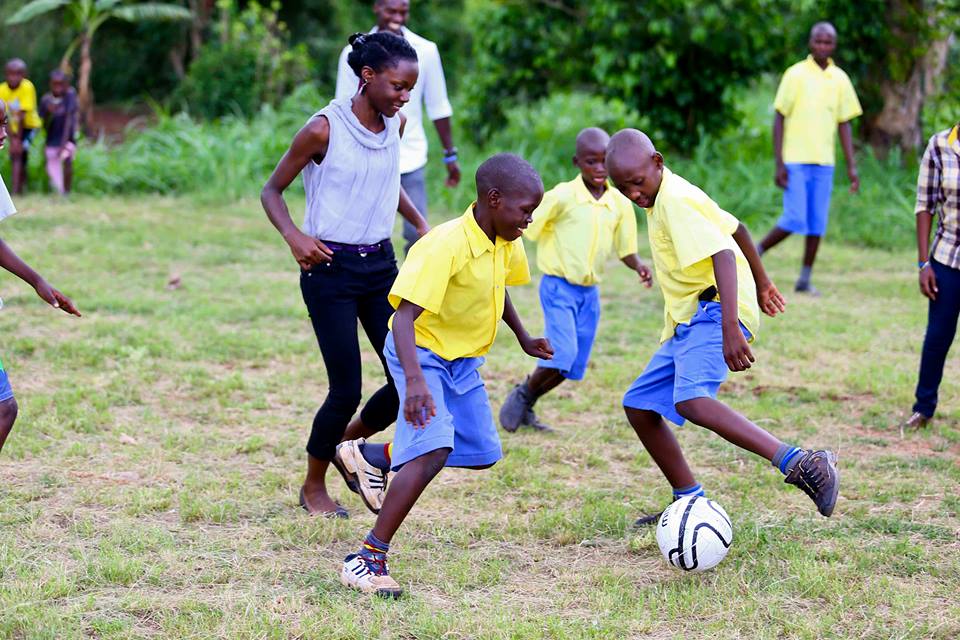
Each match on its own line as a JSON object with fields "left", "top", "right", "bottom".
{"left": 0, "top": 59, "right": 41, "bottom": 194}
{"left": 0, "top": 99, "right": 81, "bottom": 453}
{"left": 605, "top": 128, "right": 840, "bottom": 525}
{"left": 39, "top": 70, "right": 79, "bottom": 195}
{"left": 338, "top": 153, "right": 552, "bottom": 597}
{"left": 499, "top": 127, "right": 652, "bottom": 432}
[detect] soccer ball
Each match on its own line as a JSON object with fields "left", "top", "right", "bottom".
{"left": 655, "top": 495, "right": 733, "bottom": 572}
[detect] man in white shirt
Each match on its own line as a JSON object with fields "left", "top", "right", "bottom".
{"left": 335, "top": 0, "right": 461, "bottom": 252}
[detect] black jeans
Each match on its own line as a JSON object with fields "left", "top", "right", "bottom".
{"left": 914, "top": 259, "right": 960, "bottom": 418}
{"left": 300, "top": 242, "right": 399, "bottom": 461}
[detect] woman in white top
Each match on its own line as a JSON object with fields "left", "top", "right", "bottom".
{"left": 261, "top": 32, "right": 427, "bottom": 517}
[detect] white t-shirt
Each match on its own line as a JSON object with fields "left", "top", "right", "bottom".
{"left": 0, "top": 174, "right": 16, "bottom": 222}
{"left": 335, "top": 26, "right": 453, "bottom": 175}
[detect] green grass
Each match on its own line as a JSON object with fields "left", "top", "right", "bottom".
{"left": 0, "top": 194, "right": 958, "bottom": 639}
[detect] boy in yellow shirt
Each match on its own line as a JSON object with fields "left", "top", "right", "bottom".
{"left": 757, "top": 22, "right": 863, "bottom": 295}
{"left": 500, "top": 127, "right": 652, "bottom": 432}
{"left": 606, "top": 129, "right": 841, "bottom": 525}
{"left": 339, "top": 153, "right": 553, "bottom": 598}
{"left": 0, "top": 59, "right": 42, "bottom": 195}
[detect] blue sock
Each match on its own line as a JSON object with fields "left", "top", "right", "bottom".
{"left": 772, "top": 444, "right": 803, "bottom": 475}
{"left": 672, "top": 483, "right": 705, "bottom": 500}
{"left": 359, "top": 441, "right": 391, "bottom": 471}
{"left": 357, "top": 531, "right": 389, "bottom": 576}
{"left": 798, "top": 266, "right": 813, "bottom": 287}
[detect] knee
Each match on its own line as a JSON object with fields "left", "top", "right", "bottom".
{"left": 674, "top": 399, "right": 704, "bottom": 423}
{"left": 0, "top": 397, "right": 19, "bottom": 430}
{"left": 326, "top": 383, "right": 362, "bottom": 414}
{"left": 420, "top": 448, "right": 450, "bottom": 478}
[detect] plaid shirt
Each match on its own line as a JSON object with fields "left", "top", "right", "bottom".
{"left": 918, "top": 124, "right": 960, "bottom": 269}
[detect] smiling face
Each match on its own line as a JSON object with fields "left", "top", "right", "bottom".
{"left": 361, "top": 59, "right": 418, "bottom": 117}
{"left": 607, "top": 148, "right": 664, "bottom": 209}
{"left": 489, "top": 183, "right": 544, "bottom": 241}
{"left": 374, "top": 0, "right": 409, "bottom": 34}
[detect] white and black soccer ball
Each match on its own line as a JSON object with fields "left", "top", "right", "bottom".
{"left": 655, "top": 495, "right": 733, "bottom": 572}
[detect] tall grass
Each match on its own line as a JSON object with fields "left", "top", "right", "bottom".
{"left": 1, "top": 80, "right": 922, "bottom": 249}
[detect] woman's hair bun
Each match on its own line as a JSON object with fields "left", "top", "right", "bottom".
{"left": 348, "top": 32, "right": 367, "bottom": 49}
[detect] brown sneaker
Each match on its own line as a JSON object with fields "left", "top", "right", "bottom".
{"left": 340, "top": 553, "right": 403, "bottom": 598}
{"left": 902, "top": 412, "right": 930, "bottom": 430}
{"left": 784, "top": 450, "right": 840, "bottom": 517}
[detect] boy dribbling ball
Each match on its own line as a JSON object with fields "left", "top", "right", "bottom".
{"left": 605, "top": 128, "right": 840, "bottom": 525}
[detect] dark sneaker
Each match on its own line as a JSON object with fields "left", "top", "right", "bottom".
{"left": 633, "top": 509, "right": 664, "bottom": 528}
{"left": 902, "top": 412, "right": 930, "bottom": 430}
{"left": 794, "top": 281, "right": 821, "bottom": 297}
{"left": 523, "top": 407, "right": 554, "bottom": 432}
{"left": 784, "top": 449, "right": 840, "bottom": 517}
{"left": 500, "top": 382, "right": 533, "bottom": 433}
{"left": 340, "top": 553, "right": 402, "bottom": 598}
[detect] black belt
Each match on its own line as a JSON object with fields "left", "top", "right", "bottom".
{"left": 699, "top": 286, "right": 718, "bottom": 302}
{"left": 322, "top": 239, "right": 390, "bottom": 255}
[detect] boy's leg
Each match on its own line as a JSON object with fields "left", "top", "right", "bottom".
{"left": 45, "top": 146, "right": 65, "bottom": 194}
{"left": 913, "top": 260, "right": 960, "bottom": 419}
{"left": 372, "top": 447, "right": 450, "bottom": 544}
{"left": 63, "top": 155, "right": 74, "bottom": 194}
{"left": 759, "top": 164, "right": 808, "bottom": 255}
{"left": 0, "top": 397, "right": 19, "bottom": 454}
{"left": 796, "top": 165, "right": 834, "bottom": 293}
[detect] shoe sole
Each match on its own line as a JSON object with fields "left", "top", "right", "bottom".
{"left": 338, "top": 440, "right": 385, "bottom": 515}
{"left": 340, "top": 567, "right": 403, "bottom": 599}
{"left": 820, "top": 451, "right": 840, "bottom": 517}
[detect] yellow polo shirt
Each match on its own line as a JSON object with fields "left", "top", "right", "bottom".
{"left": 646, "top": 168, "right": 759, "bottom": 343}
{"left": 0, "top": 79, "right": 41, "bottom": 133}
{"left": 774, "top": 55, "right": 862, "bottom": 166}
{"left": 524, "top": 175, "right": 638, "bottom": 286}
{"left": 389, "top": 205, "right": 531, "bottom": 360}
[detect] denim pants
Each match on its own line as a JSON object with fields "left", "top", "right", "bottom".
{"left": 913, "top": 259, "right": 960, "bottom": 417}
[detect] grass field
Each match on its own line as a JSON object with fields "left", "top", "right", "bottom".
{"left": 1, "top": 195, "right": 958, "bottom": 639}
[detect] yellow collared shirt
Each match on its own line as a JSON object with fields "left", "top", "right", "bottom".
{"left": 0, "top": 79, "right": 42, "bottom": 133}
{"left": 774, "top": 55, "right": 862, "bottom": 166}
{"left": 389, "top": 205, "right": 531, "bottom": 360}
{"left": 524, "top": 175, "right": 638, "bottom": 286}
{"left": 646, "top": 168, "right": 759, "bottom": 343}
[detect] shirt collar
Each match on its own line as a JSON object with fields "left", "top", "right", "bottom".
{"left": 571, "top": 175, "right": 617, "bottom": 209}
{"left": 462, "top": 204, "right": 497, "bottom": 258}
{"left": 805, "top": 54, "right": 835, "bottom": 71}
{"left": 948, "top": 124, "right": 959, "bottom": 150}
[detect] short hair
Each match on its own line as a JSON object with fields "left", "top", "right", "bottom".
{"left": 4, "top": 58, "right": 26, "bottom": 72}
{"left": 49, "top": 70, "right": 67, "bottom": 82}
{"left": 475, "top": 153, "right": 543, "bottom": 198}
{"left": 810, "top": 22, "right": 837, "bottom": 39}
{"left": 346, "top": 31, "right": 418, "bottom": 78}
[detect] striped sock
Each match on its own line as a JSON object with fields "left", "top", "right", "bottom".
{"left": 358, "top": 441, "right": 392, "bottom": 471}
{"left": 358, "top": 531, "right": 389, "bottom": 576}
{"left": 772, "top": 444, "right": 803, "bottom": 475}
{"left": 673, "top": 483, "right": 705, "bottom": 500}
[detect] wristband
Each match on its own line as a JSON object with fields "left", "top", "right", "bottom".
{"left": 443, "top": 153, "right": 458, "bottom": 165}
{"left": 919, "top": 260, "right": 930, "bottom": 270}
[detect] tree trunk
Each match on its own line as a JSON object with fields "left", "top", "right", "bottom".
{"left": 78, "top": 32, "right": 94, "bottom": 136}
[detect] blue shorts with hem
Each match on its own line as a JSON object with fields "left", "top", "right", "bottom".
{"left": 778, "top": 163, "right": 835, "bottom": 237}
{"left": 622, "top": 302, "right": 750, "bottom": 426}
{"left": 384, "top": 331, "right": 502, "bottom": 471}
{"left": 0, "top": 362, "right": 13, "bottom": 403}
{"left": 537, "top": 275, "right": 600, "bottom": 381}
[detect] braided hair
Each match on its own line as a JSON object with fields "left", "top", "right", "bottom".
{"left": 346, "top": 31, "right": 418, "bottom": 78}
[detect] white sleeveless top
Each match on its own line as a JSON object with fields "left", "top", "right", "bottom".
{"left": 302, "top": 98, "right": 402, "bottom": 244}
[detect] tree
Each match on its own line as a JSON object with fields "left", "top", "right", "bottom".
{"left": 6, "top": 0, "right": 192, "bottom": 134}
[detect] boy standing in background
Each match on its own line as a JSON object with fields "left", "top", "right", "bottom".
{"left": 39, "top": 70, "right": 79, "bottom": 195}
{"left": 0, "top": 59, "right": 42, "bottom": 194}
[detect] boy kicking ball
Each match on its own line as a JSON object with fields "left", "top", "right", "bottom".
{"left": 339, "top": 153, "right": 552, "bottom": 597}
{"left": 605, "top": 129, "right": 840, "bottom": 525}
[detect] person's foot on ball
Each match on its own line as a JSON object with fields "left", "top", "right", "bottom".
{"left": 784, "top": 449, "right": 840, "bottom": 516}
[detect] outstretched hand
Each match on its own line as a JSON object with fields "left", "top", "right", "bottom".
{"left": 35, "top": 280, "right": 81, "bottom": 317}
{"left": 757, "top": 279, "right": 786, "bottom": 317}
{"left": 521, "top": 336, "right": 553, "bottom": 360}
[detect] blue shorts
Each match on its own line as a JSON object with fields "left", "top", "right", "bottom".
{"left": 384, "top": 332, "right": 502, "bottom": 471}
{"left": 0, "top": 361, "right": 13, "bottom": 403}
{"left": 622, "top": 302, "right": 750, "bottom": 426}
{"left": 538, "top": 275, "right": 600, "bottom": 380}
{"left": 778, "top": 163, "right": 835, "bottom": 237}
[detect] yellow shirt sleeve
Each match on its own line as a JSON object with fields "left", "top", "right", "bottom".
{"left": 524, "top": 187, "right": 561, "bottom": 242}
{"left": 665, "top": 195, "right": 737, "bottom": 270}
{"left": 388, "top": 241, "right": 455, "bottom": 314}
{"left": 836, "top": 73, "right": 863, "bottom": 123}
{"left": 19, "top": 82, "right": 37, "bottom": 116}
{"left": 614, "top": 200, "right": 639, "bottom": 258}
{"left": 773, "top": 69, "right": 797, "bottom": 117}
{"left": 505, "top": 239, "right": 531, "bottom": 286}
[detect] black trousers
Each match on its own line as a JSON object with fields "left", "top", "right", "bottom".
{"left": 914, "top": 259, "right": 960, "bottom": 418}
{"left": 299, "top": 243, "right": 399, "bottom": 461}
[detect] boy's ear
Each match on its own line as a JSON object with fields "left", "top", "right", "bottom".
{"left": 486, "top": 187, "right": 502, "bottom": 209}
{"left": 653, "top": 152, "right": 664, "bottom": 168}
{"left": 572, "top": 154, "right": 579, "bottom": 167}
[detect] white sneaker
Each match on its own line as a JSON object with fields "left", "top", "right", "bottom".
{"left": 332, "top": 438, "right": 388, "bottom": 514}
{"left": 340, "top": 554, "right": 402, "bottom": 598}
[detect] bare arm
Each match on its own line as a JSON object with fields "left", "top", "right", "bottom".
{"left": 620, "top": 254, "right": 653, "bottom": 287}
{"left": 503, "top": 291, "right": 553, "bottom": 359}
{"left": 0, "top": 239, "right": 80, "bottom": 316}
{"left": 393, "top": 300, "right": 435, "bottom": 427}
{"left": 432, "top": 117, "right": 460, "bottom": 187}
{"left": 260, "top": 117, "right": 334, "bottom": 269}
{"left": 918, "top": 211, "right": 937, "bottom": 300}
{"left": 773, "top": 111, "right": 787, "bottom": 189}
{"left": 398, "top": 187, "right": 429, "bottom": 236}
{"left": 712, "top": 249, "right": 753, "bottom": 371}
{"left": 838, "top": 121, "right": 859, "bottom": 193}
{"left": 732, "top": 222, "right": 785, "bottom": 316}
